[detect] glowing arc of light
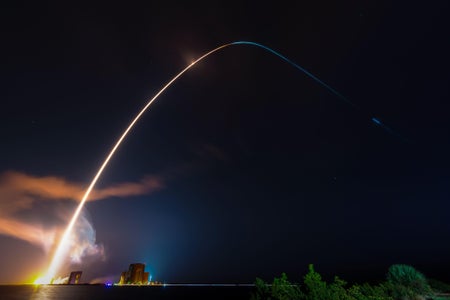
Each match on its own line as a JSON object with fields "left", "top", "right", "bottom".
{"left": 37, "top": 43, "right": 232, "bottom": 283}
{"left": 37, "top": 41, "right": 392, "bottom": 283}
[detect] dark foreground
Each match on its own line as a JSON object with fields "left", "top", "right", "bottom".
{"left": 0, "top": 284, "right": 254, "bottom": 300}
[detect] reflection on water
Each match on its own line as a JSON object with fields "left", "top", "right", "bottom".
{"left": 0, "top": 284, "right": 253, "bottom": 300}
{"left": 30, "top": 285, "right": 57, "bottom": 300}
{"left": 30, "top": 285, "right": 91, "bottom": 300}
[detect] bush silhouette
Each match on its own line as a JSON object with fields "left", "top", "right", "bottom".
{"left": 386, "top": 264, "right": 432, "bottom": 298}
{"left": 250, "top": 264, "right": 441, "bottom": 300}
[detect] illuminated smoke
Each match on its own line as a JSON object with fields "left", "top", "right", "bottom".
{"left": 0, "top": 210, "right": 104, "bottom": 273}
{"left": 0, "top": 170, "right": 163, "bottom": 281}
{"left": 0, "top": 171, "right": 85, "bottom": 202}
{"left": 52, "top": 276, "right": 69, "bottom": 284}
{"left": 0, "top": 170, "right": 163, "bottom": 205}
{"left": 0, "top": 217, "right": 56, "bottom": 253}
{"left": 68, "top": 210, "right": 105, "bottom": 264}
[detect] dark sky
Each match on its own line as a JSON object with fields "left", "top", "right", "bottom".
{"left": 1, "top": 1, "right": 449, "bottom": 284}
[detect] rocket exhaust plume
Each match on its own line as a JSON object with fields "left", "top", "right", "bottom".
{"left": 36, "top": 41, "right": 399, "bottom": 284}
{"left": 0, "top": 171, "right": 162, "bottom": 247}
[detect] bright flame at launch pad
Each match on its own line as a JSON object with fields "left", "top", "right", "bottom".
{"left": 34, "top": 41, "right": 391, "bottom": 284}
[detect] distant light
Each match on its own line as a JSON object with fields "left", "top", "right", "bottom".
{"left": 105, "top": 281, "right": 113, "bottom": 287}
{"left": 372, "top": 117, "right": 382, "bottom": 125}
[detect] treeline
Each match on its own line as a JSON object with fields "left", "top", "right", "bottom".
{"left": 251, "top": 264, "right": 450, "bottom": 300}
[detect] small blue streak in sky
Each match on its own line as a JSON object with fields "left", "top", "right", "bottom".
{"left": 372, "top": 117, "right": 382, "bottom": 125}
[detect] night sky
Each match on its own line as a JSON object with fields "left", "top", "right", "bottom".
{"left": 1, "top": 1, "right": 449, "bottom": 284}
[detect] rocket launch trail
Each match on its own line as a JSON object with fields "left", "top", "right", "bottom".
{"left": 35, "top": 41, "right": 401, "bottom": 284}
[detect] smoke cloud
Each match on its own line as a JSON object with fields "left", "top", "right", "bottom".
{"left": 0, "top": 170, "right": 164, "bottom": 264}
{"left": 69, "top": 210, "right": 105, "bottom": 264}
